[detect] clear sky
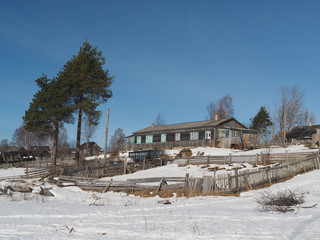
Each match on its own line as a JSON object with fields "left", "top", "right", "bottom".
{"left": 1, "top": 0, "right": 320, "bottom": 148}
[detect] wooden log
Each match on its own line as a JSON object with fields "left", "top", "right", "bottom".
{"left": 155, "top": 179, "right": 163, "bottom": 195}
{"left": 102, "top": 182, "right": 112, "bottom": 193}
{"left": 40, "top": 187, "right": 54, "bottom": 196}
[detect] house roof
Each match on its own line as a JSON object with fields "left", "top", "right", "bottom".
{"left": 133, "top": 118, "right": 249, "bottom": 135}
{"left": 286, "top": 125, "right": 320, "bottom": 140}
{"left": 80, "top": 142, "right": 101, "bottom": 149}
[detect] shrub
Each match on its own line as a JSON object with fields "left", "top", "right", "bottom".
{"left": 255, "top": 190, "right": 305, "bottom": 213}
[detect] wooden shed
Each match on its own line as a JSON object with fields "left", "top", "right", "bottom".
{"left": 80, "top": 142, "right": 101, "bottom": 157}
{"left": 286, "top": 125, "right": 320, "bottom": 147}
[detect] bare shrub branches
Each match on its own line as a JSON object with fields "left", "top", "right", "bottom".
{"left": 255, "top": 190, "right": 305, "bottom": 213}
{"left": 207, "top": 94, "right": 234, "bottom": 120}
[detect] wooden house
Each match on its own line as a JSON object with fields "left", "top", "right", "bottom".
{"left": 0, "top": 147, "right": 28, "bottom": 163}
{"left": 30, "top": 146, "right": 51, "bottom": 159}
{"left": 126, "top": 116, "right": 258, "bottom": 151}
{"left": 80, "top": 142, "right": 101, "bottom": 157}
{"left": 286, "top": 125, "right": 320, "bottom": 147}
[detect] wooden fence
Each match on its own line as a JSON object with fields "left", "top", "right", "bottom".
{"left": 57, "top": 153, "right": 320, "bottom": 195}
{"left": 61, "top": 158, "right": 167, "bottom": 178}
{"left": 186, "top": 152, "right": 320, "bottom": 194}
{"left": 182, "top": 151, "right": 319, "bottom": 165}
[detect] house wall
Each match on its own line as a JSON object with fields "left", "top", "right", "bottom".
{"left": 127, "top": 120, "right": 258, "bottom": 151}
{"left": 128, "top": 130, "right": 256, "bottom": 151}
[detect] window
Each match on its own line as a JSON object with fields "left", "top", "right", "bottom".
{"left": 146, "top": 135, "right": 153, "bottom": 144}
{"left": 232, "top": 130, "right": 236, "bottom": 138}
{"left": 161, "top": 134, "right": 166, "bottom": 143}
{"left": 226, "top": 130, "right": 230, "bottom": 137}
{"left": 232, "top": 131, "right": 240, "bottom": 138}
{"left": 126, "top": 136, "right": 135, "bottom": 145}
{"left": 136, "top": 136, "right": 141, "bottom": 144}
{"left": 175, "top": 133, "right": 180, "bottom": 141}
{"left": 218, "top": 129, "right": 226, "bottom": 138}
{"left": 205, "top": 131, "right": 211, "bottom": 140}
{"left": 190, "top": 131, "right": 199, "bottom": 140}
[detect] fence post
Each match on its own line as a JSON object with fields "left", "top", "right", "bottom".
{"left": 184, "top": 173, "right": 189, "bottom": 193}
{"left": 267, "top": 168, "right": 271, "bottom": 185}
{"left": 255, "top": 153, "right": 258, "bottom": 165}
{"left": 228, "top": 174, "right": 232, "bottom": 193}
{"left": 143, "top": 157, "right": 146, "bottom": 170}
{"left": 124, "top": 159, "right": 127, "bottom": 174}
{"left": 26, "top": 167, "right": 29, "bottom": 179}
{"left": 187, "top": 157, "right": 190, "bottom": 165}
{"left": 229, "top": 153, "right": 232, "bottom": 164}
{"left": 213, "top": 170, "right": 216, "bottom": 193}
{"left": 286, "top": 150, "right": 289, "bottom": 163}
{"left": 234, "top": 169, "right": 239, "bottom": 193}
{"left": 260, "top": 152, "right": 264, "bottom": 165}
{"left": 207, "top": 155, "right": 210, "bottom": 165}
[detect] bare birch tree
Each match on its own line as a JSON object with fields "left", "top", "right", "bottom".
{"left": 82, "top": 116, "right": 98, "bottom": 143}
{"left": 109, "top": 128, "right": 126, "bottom": 156}
{"left": 154, "top": 113, "right": 166, "bottom": 126}
{"left": 274, "top": 86, "right": 305, "bottom": 144}
{"left": 207, "top": 94, "right": 234, "bottom": 120}
{"left": 300, "top": 109, "right": 316, "bottom": 126}
{"left": 12, "top": 125, "right": 48, "bottom": 150}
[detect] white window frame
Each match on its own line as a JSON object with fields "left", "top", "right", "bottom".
{"left": 205, "top": 131, "right": 211, "bottom": 140}
{"left": 161, "top": 134, "right": 166, "bottom": 143}
{"left": 136, "top": 136, "right": 142, "bottom": 144}
{"left": 190, "top": 131, "right": 199, "bottom": 140}
{"left": 146, "top": 135, "right": 153, "bottom": 144}
{"left": 219, "top": 129, "right": 226, "bottom": 138}
{"left": 175, "top": 133, "right": 180, "bottom": 141}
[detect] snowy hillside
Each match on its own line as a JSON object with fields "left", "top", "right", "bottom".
{"left": 0, "top": 152, "right": 320, "bottom": 239}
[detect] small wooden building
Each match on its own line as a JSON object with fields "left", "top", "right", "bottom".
{"left": 30, "top": 146, "right": 51, "bottom": 159}
{"left": 0, "top": 147, "right": 28, "bottom": 163}
{"left": 80, "top": 142, "right": 101, "bottom": 157}
{"left": 286, "top": 125, "right": 320, "bottom": 147}
{"left": 126, "top": 117, "right": 258, "bottom": 151}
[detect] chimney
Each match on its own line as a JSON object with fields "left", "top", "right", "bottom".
{"left": 215, "top": 114, "right": 220, "bottom": 121}
{"left": 151, "top": 123, "right": 155, "bottom": 128}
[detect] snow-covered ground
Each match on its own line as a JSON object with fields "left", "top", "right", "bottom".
{"left": 86, "top": 144, "right": 318, "bottom": 162}
{"left": 164, "top": 144, "right": 318, "bottom": 157}
{"left": 1, "top": 159, "right": 320, "bottom": 239}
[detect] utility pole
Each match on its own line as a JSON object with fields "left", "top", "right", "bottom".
{"left": 283, "top": 109, "right": 287, "bottom": 146}
{"left": 104, "top": 108, "right": 110, "bottom": 163}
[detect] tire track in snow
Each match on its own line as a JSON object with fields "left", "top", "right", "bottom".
{"left": 289, "top": 210, "right": 320, "bottom": 240}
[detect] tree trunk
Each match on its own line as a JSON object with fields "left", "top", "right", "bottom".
{"left": 51, "top": 122, "right": 59, "bottom": 168}
{"left": 75, "top": 97, "right": 83, "bottom": 166}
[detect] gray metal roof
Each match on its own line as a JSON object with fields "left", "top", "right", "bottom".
{"left": 133, "top": 118, "right": 246, "bottom": 134}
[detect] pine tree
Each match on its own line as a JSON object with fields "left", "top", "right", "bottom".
{"left": 23, "top": 75, "right": 74, "bottom": 166}
{"left": 250, "top": 106, "right": 273, "bottom": 143}
{"left": 59, "top": 40, "right": 114, "bottom": 165}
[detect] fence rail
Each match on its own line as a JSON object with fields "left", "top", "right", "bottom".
{"left": 186, "top": 153, "right": 320, "bottom": 194}
{"left": 57, "top": 153, "right": 320, "bottom": 195}
{"left": 181, "top": 151, "right": 319, "bottom": 165}
{"left": 61, "top": 158, "right": 167, "bottom": 178}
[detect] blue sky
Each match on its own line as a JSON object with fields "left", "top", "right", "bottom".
{"left": 1, "top": 0, "right": 320, "bottom": 148}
